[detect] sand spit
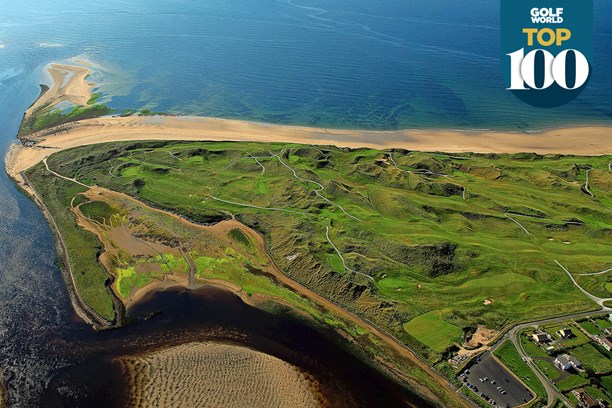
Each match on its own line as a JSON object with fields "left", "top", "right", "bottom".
{"left": 26, "top": 63, "right": 94, "bottom": 117}
{"left": 7, "top": 62, "right": 611, "bottom": 194}
{"left": 7, "top": 115, "right": 612, "bottom": 195}
{"left": 120, "top": 342, "right": 323, "bottom": 408}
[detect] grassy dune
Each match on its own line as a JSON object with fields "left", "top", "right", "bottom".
{"left": 28, "top": 141, "right": 611, "bottom": 362}
{"left": 25, "top": 169, "right": 116, "bottom": 321}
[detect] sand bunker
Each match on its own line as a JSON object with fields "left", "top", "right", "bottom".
{"left": 120, "top": 342, "right": 322, "bottom": 408}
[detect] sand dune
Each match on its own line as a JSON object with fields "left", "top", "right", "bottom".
{"left": 120, "top": 342, "right": 323, "bottom": 408}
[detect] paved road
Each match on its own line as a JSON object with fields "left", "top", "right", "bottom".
{"left": 465, "top": 353, "right": 532, "bottom": 407}
{"left": 489, "top": 309, "right": 610, "bottom": 407}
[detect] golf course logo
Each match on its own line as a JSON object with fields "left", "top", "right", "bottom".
{"left": 501, "top": 0, "right": 593, "bottom": 108}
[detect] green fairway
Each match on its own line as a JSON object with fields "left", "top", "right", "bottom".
{"left": 403, "top": 310, "right": 463, "bottom": 353}
{"left": 28, "top": 141, "right": 612, "bottom": 360}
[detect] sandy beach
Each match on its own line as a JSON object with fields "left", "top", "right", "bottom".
{"left": 6, "top": 62, "right": 611, "bottom": 194}
{"left": 120, "top": 342, "right": 323, "bottom": 408}
{"left": 7, "top": 115, "right": 612, "bottom": 194}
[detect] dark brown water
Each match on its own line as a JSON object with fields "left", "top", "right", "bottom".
{"left": 32, "top": 287, "right": 430, "bottom": 407}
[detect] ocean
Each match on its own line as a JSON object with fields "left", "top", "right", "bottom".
{"left": 1, "top": 0, "right": 611, "bottom": 131}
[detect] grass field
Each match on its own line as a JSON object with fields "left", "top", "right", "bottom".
{"left": 584, "top": 386, "right": 612, "bottom": 405}
{"left": 29, "top": 141, "right": 612, "bottom": 361}
{"left": 558, "top": 324, "right": 591, "bottom": 348}
{"left": 534, "top": 359, "right": 560, "bottom": 380}
{"left": 521, "top": 334, "right": 549, "bottom": 357}
{"left": 578, "top": 320, "right": 602, "bottom": 335}
{"left": 494, "top": 341, "right": 546, "bottom": 398}
{"left": 594, "top": 318, "right": 612, "bottom": 330}
{"left": 600, "top": 375, "right": 612, "bottom": 393}
{"left": 555, "top": 374, "right": 589, "bottom": 392}
{"left": 570, "top": 344, "right": 612, "bottom": 374}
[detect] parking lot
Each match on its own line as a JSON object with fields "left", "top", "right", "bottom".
{"left": 461, "top": 352, "right": 533, "bottom": 407}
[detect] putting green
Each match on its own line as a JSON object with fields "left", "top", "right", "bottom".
{"left": 403, "top": 310, "right": 463, "bottom": 353}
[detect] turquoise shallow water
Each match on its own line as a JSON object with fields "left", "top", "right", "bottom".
{"left": 0, "top": 0, "right": 611, "bottom": 131}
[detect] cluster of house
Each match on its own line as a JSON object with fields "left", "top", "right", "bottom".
{"left": 532, "top": 327, "right": 574, "bottom": 342}
{"left": 572, "top": 388, "right": 609, "bottom": 408}
{"left": 532, "top": 327, "right": 575, "bottom": 350}
{"left": 532, "top": 331, "right": 553, "bottom": 343}
{"left": 594, "top": 327, "right": 612, "bottom": 351}
{"left": 532, "top": 328, "right": 585, "bottom": 372}
{"left": 553, "top": 353, "right": 583, "bottom": 372}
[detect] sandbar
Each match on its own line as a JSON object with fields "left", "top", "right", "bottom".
{"left": 26, "top": 63, "right": 94, "bottom": 117}
{"left": 119, "top": 342, "right": 323, "bottom": 408}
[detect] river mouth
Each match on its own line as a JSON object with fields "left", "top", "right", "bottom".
{"left": 31, "top": 285, "right": 428, "bottom": 407}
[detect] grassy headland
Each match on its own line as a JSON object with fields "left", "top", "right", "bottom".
{"left": 25, "top": 144, "right": 479, "bottom": 407}
{"left": 26, "top": 141, "right": 611, "bottom": 361}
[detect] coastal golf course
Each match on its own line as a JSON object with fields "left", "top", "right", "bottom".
{"left": 26, "top": 141, "right": 611, "bottom": 367}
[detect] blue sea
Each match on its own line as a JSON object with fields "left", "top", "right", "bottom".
{"left": 0, "top": 0, "right": 611, "bottom": 132}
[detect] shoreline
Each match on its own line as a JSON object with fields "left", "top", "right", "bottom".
{"left": 6, "top": 62, "right": 611, "bottom": 195}
{"left": 19, "top": 172, "right": 120, "bottom": 330}
{"left": 6, "top": 116, "right": 612, "bottom": 195}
